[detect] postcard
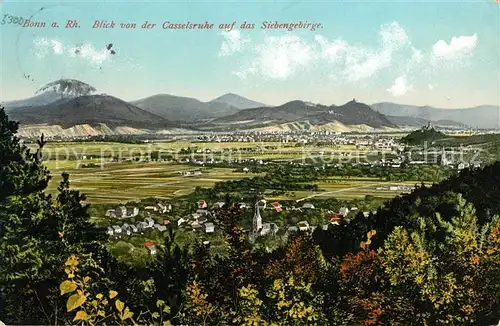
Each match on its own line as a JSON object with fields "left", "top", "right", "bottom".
{"left": 1, "top": 1, "right": 499, "bottom": 325}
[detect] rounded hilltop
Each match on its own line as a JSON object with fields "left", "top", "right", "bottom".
{"left": 401, "top": 122, "right": 447, "bottom": 145}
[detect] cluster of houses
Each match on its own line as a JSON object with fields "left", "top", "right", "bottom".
{"left": 105, "top": 202, "right": 173, "bottom": 241}
{"left": 376, "top": 185, "right": 416, "bottom": 191}
{"left": 106, "top": 206, "right": 139, "bottom": 219}
{"left": 247, "top": 199, "right": 371, "bottom": 243}
{"left": 176, "top": 200, "right": 218, "bottom": 233}
{"left": 106, "top": 202, "right": 171, "bottom": 219}
{"left": 104, "top": 198, "right": 378, "bottom": 255}
{"left": 107, "top": 217, "right": 168, "bottom": 238}
{"left": 193, "top": 131, "right": 408, "bottom": 149}
{"left": 144, "top": 203, "right": 172, "bottom": 213}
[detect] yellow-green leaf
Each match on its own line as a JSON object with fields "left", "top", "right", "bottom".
{"left": 152, "top": 312, "right": 160, "bottom": 318}
{"left": 109, "top": 290, "right": 118, "bottom": 299}
{"left": 163, "top": 306, "right": 171, "bottom": 314}
{"left": 67, "top": 293, "right": 86, "bottom": 312}
{"left": 156, "top": 299, "right": 165, "bottom": 307}
{"left": 83, "top": 276, "right": 90, "bottom": 283}
{"left": 163, "top": 321, "right": 173, "bottom": 326}
{"left": 122, "top": 307, "right": 133, "bottom": 320}
{"left": 115, "top": 299, "right": 124, "bottom": 312}
{"left": 60, "top": 280, "right": 77, "bottom": 295}
{"left": 73, "top": 310, "right": 88, "bottom": 321}
{"left": 96, "top": 293, "right": 103, "bottom": 300}
{"left": 97, "top": 310, "right": 105, "bottom": 317}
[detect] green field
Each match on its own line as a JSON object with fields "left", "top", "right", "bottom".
{"left": 266, "top": 178, "right": 424, "bottom": 201}
{"left": 46, "top": 161, "right": 261, "bottom": 204}
{"left": 31, "top": 141, "right": 389, "bottom": 162}
{"left": 40, "top": 141, "right": 417, "bottom": 204}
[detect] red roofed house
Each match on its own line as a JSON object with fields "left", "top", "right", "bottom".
{"left": 325, "top": 211, "right": 344, "bottom": 225}
{"left": 144, "top": 241, "right": 157, "bottom": 255}
{"left": 271, "top": 202, "right": 283, "bottom": 213}
{"left": 198, "top": 200, "right": 208, "bottom": 209}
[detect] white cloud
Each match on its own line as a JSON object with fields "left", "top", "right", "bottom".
{"left": 234, "top": 35, "right": 316, "bottom": 80}
{"left": 226, "top": 21, "right": 414, "bottom": 82}
{"left": 387, "top": 76, "right": 412, "bottom": 97}
{"left": 219, "top": 30, "right": 249, "bottom": 57}
{"left": 428, "top": 83, "right": 436, "bottom": 90}
{"left": 314, "top": 35, "right": 348, "bottom": 63}
{"left": 380, "top": 21, "right": 410, "bottom": 50}
{"left": 431, "top": 34, "right": 477, "bottom": 61}
{"left": 343, "top": 48, "right": 393, "bottom": 82}
{"left": 220, "top": 21, "right": 476, "bottom": 85}
{"left": 410, "top": 48, "right": 423, "bottom": 65}
{"left": 34, "top": 37, "right": 111, "bottom": 65}
{"left": 226, "top": 22, "right": 413, "bottom": 82}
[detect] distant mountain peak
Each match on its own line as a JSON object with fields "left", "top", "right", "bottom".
{"left": 9, "top": 94, "right": 174, "bottom": 129}
{"left": 210, "top": 93, "right": 267, "bottom": 109}
{"left": 210, "top": 98, "right": 396, "bottom": 129}
{"left": 371, "top": 102, "right": 500, "bottom": 130}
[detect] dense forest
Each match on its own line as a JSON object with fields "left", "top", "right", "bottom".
{"left": 401, "top": 126, "right": 447, "bottom": 145}
{"left": 1, "top": 107, "right": 499, "bottom": 325}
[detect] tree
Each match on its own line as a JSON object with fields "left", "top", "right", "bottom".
{"left": 375, "top": 195, "right": 500, "bottom": 324}
{"left": 0, "top": 106, "right": 110, "bottom": 324}
{"left": 0, "top": 106, "right": 61, "bottom": 323}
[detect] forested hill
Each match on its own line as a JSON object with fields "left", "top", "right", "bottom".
{"left": 359, "top": 162, "right": 500, "bottom": 247}
{"left": 401, "top": 126, "right": 447, "bottom": 145}
{"left": 316, "top": 162, "right": 500, "bottom": 256}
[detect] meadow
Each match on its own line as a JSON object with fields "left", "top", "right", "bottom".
{"left": 45, "top": 161, "right": 261, "bottom": 204}
{"left": 36, "top": 140, "right": 421, "bottom": 204}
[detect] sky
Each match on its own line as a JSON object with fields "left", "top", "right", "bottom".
{"left": 1, "top": 0, "right": 499, "bottom": 108}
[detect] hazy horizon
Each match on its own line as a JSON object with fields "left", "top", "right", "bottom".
{"left": 3, "top": 86, "right": 499, "bottom": 110}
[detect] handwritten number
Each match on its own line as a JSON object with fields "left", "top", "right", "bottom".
{"left": 0, "top": 14, "right": 26, "bottom": 26}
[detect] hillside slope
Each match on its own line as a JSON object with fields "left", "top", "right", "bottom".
{"left": 207, "top": 99, "right": 396, "bottom": 130}
{"left": 9, "top": 95, "right": 175, "bottom": 129}
{"left": 131, "top": 93, "right": 246, "bottom": 122}
{"left": 372, "top": 102, "right": 500, "bottom": 129}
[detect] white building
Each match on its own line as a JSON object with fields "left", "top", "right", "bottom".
{"left": 145, "top": 218, "right": 155, "bottom": 228}
{"left": 154, "top": 223, "right": 167, "bottom": 232}
{"left": 297, "top": 221, "right": 310, "bottom": 231}
{"left": 204, "top": 222, "right": 215, "bottom": 233}
{"left": 126, "top": 206, "right": 139, "bottom": 217}
{"left": 212, "top": 202, "right": 226, "bottom": 209}
{"left": 302, "top": 203, "right": 315, "bottom": 209}
{"left": 339, "top": 207, "right": 350, "bottom": 216}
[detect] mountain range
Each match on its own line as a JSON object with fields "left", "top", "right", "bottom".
{"left": 372, "top": 102, "right": 500, "bottom": 129}
{"left": 130, "top": 92, "right": 266, "bottom": 122}
{"left": 4, "top": 90, "right": 65, "bottom": 110}
{"left": 3, "top": 79, "right": 499, "bottom": 137}
{"left": 8, "top": 95, "right": 174, "bottom": 129}
{"left": 201, "top": 99, "right": 397, "bottom": 131}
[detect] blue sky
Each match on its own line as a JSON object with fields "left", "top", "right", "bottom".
{"left": 1, "top": 0, "right": 499, "bottom": 108}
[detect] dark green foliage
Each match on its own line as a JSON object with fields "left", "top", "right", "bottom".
{"left": 0, "top": 107, "right": 110, "bottom": 324}
{"left": 401, "top": 126, "right": 447, "bottom": 145}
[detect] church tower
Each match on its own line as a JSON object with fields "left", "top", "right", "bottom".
{"left": 250, "top": 200, "right": 264, "bottom": 243}
{"left": 253, "top": 201, "right": 263, "bottom": 234}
